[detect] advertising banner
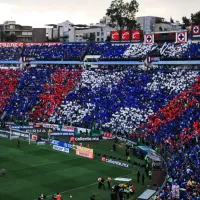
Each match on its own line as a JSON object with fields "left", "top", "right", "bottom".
{"left": 104, "top": 132, "right": 113, "bottom": 139}
{"left": 24, "top": 42, "right": 62, "bottom": 46}
{"left": 102, "top": 157, "right": 130, "bottom": 168}
{"left": 37, "top": 141, "right": 46, "bottom": 145}
{"left": 76, "top": 146, "right": 94, "bottom": 159}
{"left": 154, "top": 32, "right": 175, "bottom": 42}
{"left": 50, "top": 132, "right": 74, "bottom": 136}
{"left": 121, "top": 30, "right": 130, "bottom": 41}
{"left": 0, "top": 133, "right": 8, "bottom": 138}
{"left": 111, "top": 31, "right": 120, "bottom": 41}
{"left": 50, "top": 139, "right": 77, "bottom": 149}
{"left": 53, "top": 145, "right": 69, "bottom": 153}
{"left": 132, "top": 30, "right": 141, "bottom": 41}
{"left": 72, "top": 137, "right": 99, "bottom": 142}
{"left": 0, "top": 42, "right": 23, "bottom": 47}
{"left": 23, "top": 128, "right": 53, "bottom": 134}
{"left": 11, "top": 126, "right": 33, "bottom": 129}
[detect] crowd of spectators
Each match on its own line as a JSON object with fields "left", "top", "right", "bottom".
{"left": 0, "top": 42, "right": 200, "bottom": 61}
{"left": 0, "top": 68, "right": 22, "bottom": 116}
{"left": 29, "top": 66, "right": 82, "bottom": 122}
{"left": 5, "top": 66, "right": 54, "bottom": 120}
{"left": 23, "top": 43, "right": 87, "bottom": 61}
{"left": 0, "top": 47, "right": 23, "bottom": 60}
{"left": 50, "top": 67, "right": 199, "bottom": 133}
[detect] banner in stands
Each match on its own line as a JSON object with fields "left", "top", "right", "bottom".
{"left": 71, "top": 136, "right": 99, "bottom": 142}
{"left": 50, "top": 139, "right": 77, "bottom": 149}
{"left": 121, "top": 30, "right": 130, "bottom": 41}
{"left": 144, "top": 34, "right": 154, "bottom": 44}
{"left": 0, "top": 42, "right": 23, "bottom": 47}
{"left": 176, "top": 32, "right": 188, "bottom": 43}
{"left": 132, "top": 30, "right": 141, "bottom": 41}
{"left": 154, "top": 32, "right": 175, "bottom": 42}
{"left": 76, "top": 146, "right": 94, "bottom": 159}
{"left": 24, "top": 42, "right": 62, "bottom": 46}
{"left": 103, "top": 132, "right": 113, "bottom": 139}
{"left": 192, "top": 25, "right": 200, "bottom": 35}
{"left": 11, "top": 126, "right": 33, "bottom": 129}
{"left": 191, "top": 25, "right": 200, "bottom": 40}
{"left": 23, "top": 128, "right": 53, "bottom": 134}
{"left": 111, "top": 31, "right": 120, "bottom": 41}
{"left": 53, "top": 145, "right": 69, "bottom": 153}
{"left": 29, "top": 122, "right": 75, "bottom": 133}
{"left": 101, "top": 157, "right": 130, "bottom": 168}
{"left": 50, "top": 132, "right": 74, "bottom": 136}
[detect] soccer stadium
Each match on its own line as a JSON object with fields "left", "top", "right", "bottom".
{"left": 0, "top": 1, "right": 200, "bottom": 200}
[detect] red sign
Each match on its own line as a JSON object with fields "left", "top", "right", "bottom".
{"left": 192, "top": 25, "right": 200, "bottom": 35}
{"left": 176, "top": 32, "right": 187, "bottom": 43}
{"left": 121, "top": 30, "right": 130, "bottom": 41}
{"left": 132, "top": 30, "right": 141, "bottom": 40}
{"left": 0, "top": 42, "right": 23, "bottom": 47}
{"left": 104, "top": 132, "right": 113, "bottom": 138}
{"left": 111, "top": 31, "right": 120, "bottom": 41}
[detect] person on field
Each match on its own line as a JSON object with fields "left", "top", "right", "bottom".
{"left": 56, "top": 192, "right": 62, "bottom": 200}
{"left": 101, "top": 177, "right": 105, "bottom": 190}
{"left": 1, "top": 168, "right": 6, "bottom": 178}
{"left": 17, "top": 138, "right": 20, "bottom": 148}
{"left": 107, "top": 177, "right": 111, "bottom": 189}
{"left": 98, "top": 176, "right": 102, "bottom": 189}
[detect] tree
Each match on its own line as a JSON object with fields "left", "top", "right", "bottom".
{"left": 106, "top": 0, "right": 139, "bottom": 30}
{"left": 182, "top": 16, "right": 191, "bottom": 26}
{"left": 191, "top": 11, "right": 200, "bottom": 25}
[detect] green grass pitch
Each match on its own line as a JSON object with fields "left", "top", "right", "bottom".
{"left": 0, "top": 138, "right": 150, "bottom": 200}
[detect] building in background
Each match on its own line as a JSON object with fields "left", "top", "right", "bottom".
{"left": 137, "top": 16, "right": 183, "bottom": 33}
{"left": 46, "top": 18, "right": 116, "bottom": 42}
{"left": 0, "top": 21, "right": 46, "bottom": 42}
{"left": 137, "top": 16, "right": 162, "bottom": 33}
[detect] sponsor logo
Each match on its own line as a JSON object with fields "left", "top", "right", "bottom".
{"left": 0, "top": 134, "right": 8, "bottom": 138}
{"left": 111, "top": 31, "right": 120, "bottom": 40}
{"left": 53, "top": 145, "right": 69, "bottom": 153}
{"left": 74, "top": 137, "right": 99, "bottom": 142}
{"left": 122, "top": 30, "right": 130, "bottom": 40}
{"left": 102, "top": 158, "right": 130, "bottom": 168}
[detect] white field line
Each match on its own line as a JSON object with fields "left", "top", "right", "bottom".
{"left": 32, "top": 172, "right": 136, "bottom": 200}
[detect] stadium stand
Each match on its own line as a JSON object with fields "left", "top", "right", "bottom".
{"left": 0, "top": 68, "right": 22, "bottom": 116}
{"left": 0, "top": 46, "right": 23, "bottom": 60}
{"left": 0, "top": 41, "right": 200, "bottom": 199}
{"left": 29, "top": 66, "right": 82, "bottom": 122}
{"left": 5, "top": 66, "right": 54, "bottom": 120}
{"left": 23, "top": 43, "right": 88, "bottom": 61}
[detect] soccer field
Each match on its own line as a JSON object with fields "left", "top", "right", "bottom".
{"left": 0, "top": 137, "right": 149, "bottom": 200}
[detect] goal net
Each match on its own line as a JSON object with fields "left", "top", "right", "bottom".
{"left": 10, "top": 128, "right": 38, "bottom": 145}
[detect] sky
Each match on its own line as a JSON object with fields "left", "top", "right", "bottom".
{"left": 0, "top": 0, "right": 199, "bottom": 27}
